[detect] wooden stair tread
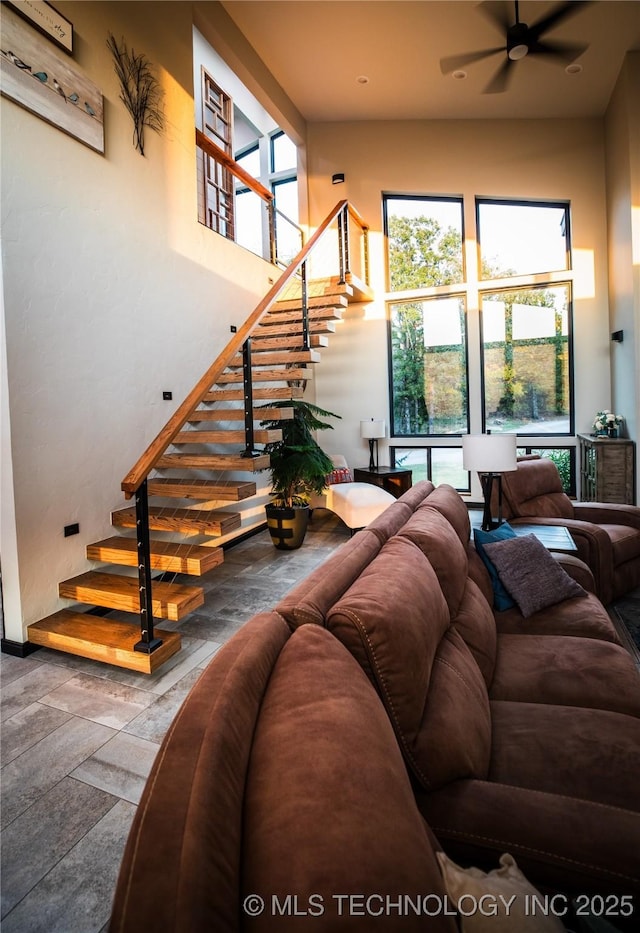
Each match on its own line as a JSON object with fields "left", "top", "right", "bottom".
{"left": 87, "top": 536, "right": 224, "bottom": 576}
{"left": 147, "top": 477, "right": 257, "bottom": 499}
{"left": 204, "top": 387, "right": 304, "bottom": 402}
{"left": 112, "top": 505, "right": 243, "bottom": 536}
{"left": 172, "top": 429, "right": 281, "bottom": 445}
{"left": 216, "top": 368, "right": 312, "bottom": 384}
{"left": 255, "top": 321, "right": 336, "bottom": 336}
{"left": 188, "top": 408, "right": 293, "bottom": 422}
{"left": 229, "top": 349, "right": 321, "bottom": 366}
{"left": 273, "top": 294, "right": 347, "bottom": 312}
{"left": 156, "top": 453, "right": 270, "bottom": 472}
{"left": 59, "top": 571, "right": 204, "bottom": 621}
{"left": 28, "top": 611, "right": 181, "bottom": 673}
{"left": 250, "top": 335, "right": 328, "bottom": 350}
{"left": 265, "top": 308, "right": 343, "bottom": 324}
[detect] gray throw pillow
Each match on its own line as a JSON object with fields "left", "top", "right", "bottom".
{"left": 483, "top": 534, "right": 587, "bottom": 618}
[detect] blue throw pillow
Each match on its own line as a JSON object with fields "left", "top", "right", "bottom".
{"left": 473, "top": 523, "right": 517, "bottom": 611}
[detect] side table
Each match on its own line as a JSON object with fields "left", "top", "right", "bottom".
{"left": 353, "top": 466, "right": 412, "bottom": 499}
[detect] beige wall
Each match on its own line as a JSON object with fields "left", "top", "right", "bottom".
{"left": 307, "top": 118, "right": 613, "bottom": 484}
{"left": 605, "top": 52, "right": 640, "bottom": 493}
{"left": 0, "top": 1, "right": 275, "bottom": 638}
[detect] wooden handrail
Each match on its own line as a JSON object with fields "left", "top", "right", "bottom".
{"left": 121, "top": 200, "right": 352, "bottom": 496}
{"left": 196, "top": 129, "right": 273, "bottom": 203}
{"left": 348, "top": 202, "right": 369, "bottom": 234}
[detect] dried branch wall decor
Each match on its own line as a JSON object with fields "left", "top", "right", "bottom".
{"left": 106, "top": 32, "right": 164, "bottom": 156}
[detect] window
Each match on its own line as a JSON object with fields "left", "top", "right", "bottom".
{"left": 385, "top": 195, "right": 575, "bottom": 491}
{"left": 200, "top": 73, "right": 234, "bottom": 238}
{"left": 197, "top": 71, "right": 299, "bottom": 263}
{"left": 391, "top": 446, "right": 469, "bottom": 492}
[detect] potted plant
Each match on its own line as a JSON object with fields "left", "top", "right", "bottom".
{"left": 259, "top": 399, "right": 340, "bottom": 549}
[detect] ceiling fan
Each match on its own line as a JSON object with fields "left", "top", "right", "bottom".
{"left": 440, "top": 1, "right": 592, "bottom": 94}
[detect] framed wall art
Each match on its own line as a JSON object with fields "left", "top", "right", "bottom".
{"left": 3, "top": 0, "right": 73, "bottom": 53}
{"left": 0, "top": 3, "right": 103, "bottom": 153}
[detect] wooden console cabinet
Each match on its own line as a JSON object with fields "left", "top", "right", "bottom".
{"left": 578, "top": 433, "right": 635, "bottom": 504}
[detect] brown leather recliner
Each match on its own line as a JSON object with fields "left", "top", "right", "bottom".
{"left": 497, "top": 456, "right": 640, "bottom": 604}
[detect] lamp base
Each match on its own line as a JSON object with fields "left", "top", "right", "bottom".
{"left": 480, "top": 473, "right": 504, "bottom": 532}
{"left": 368, "top": 438, "right": 379, "bottom": 472}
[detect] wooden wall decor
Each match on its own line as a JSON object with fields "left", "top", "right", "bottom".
{"left": 4, "top": 0, "right": 73, "bottom": 54}
{"left": 0, "top": 3, "right": 103, "bottom": 153}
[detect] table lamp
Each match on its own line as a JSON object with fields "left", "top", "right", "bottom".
{"left": 361, "top": 418, "right": 385, "bottom": 471}
{"left": 462, "top": 433, "right": 517, "bottom": 531}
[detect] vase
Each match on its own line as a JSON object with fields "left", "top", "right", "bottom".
{"left": 607, "top": 426, "right": 618, "bottom": 439}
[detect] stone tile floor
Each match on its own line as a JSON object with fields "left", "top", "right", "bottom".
{"left": 0, "top": 512, "right": 349, "bottom": 933}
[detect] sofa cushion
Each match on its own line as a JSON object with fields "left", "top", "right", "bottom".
{"left": 473, "top": 523, "right": 518, "bottom": 611}
{"left": 276, "top": 530, "right": 383, "bottom": 628}
{"left": 399, "top": 506, "right": 468, "bottom": 616}
{"left": 489, "top": 701, "right": 640, "bottom": 812}
{"left": 242, "top": 623, "right": 457, "bottom": 933}
{"left": 483, "top": 534, "right": 586, "bottom": 617}
{"left": 490, "top": 634, "right": 640, "bottom": 716}
{"left": 450, "top": 579, "right": 498, "bottom": 687}
{"left": 325, "top": 535, "right": 491, "bottom": 790}
{"left": 419, "top": 483, "right": 472, "bottom": 549}
{"left": 418, "top": 780, "right": 640, "bottom": 897}
{"left": 495, "top": 591, "right": 621, "bottom": 642}
{"left": 109, "top": 612, "right": 291, "bottom": 933}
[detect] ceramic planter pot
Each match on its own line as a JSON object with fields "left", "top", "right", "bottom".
{"left": 265, "top": 503, "right": 310, "bottom": 550}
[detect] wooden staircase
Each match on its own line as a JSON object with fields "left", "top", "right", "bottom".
{"left": 28, "top": 202, "right": 372, "bottom": 673}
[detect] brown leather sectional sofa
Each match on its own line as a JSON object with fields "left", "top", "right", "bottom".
{"left": 110, "top": 482, "right": 640, "bottom": 932}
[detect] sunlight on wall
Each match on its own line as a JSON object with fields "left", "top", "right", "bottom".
{"left": 633, "top": 206, "right": 640, "bottom": 266}
{"left": 573, "top": 248, "right": 596, "bottom": 300}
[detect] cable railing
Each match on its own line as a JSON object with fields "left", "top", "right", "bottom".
{"left": 120, "top": 198, "right": 369, "bottom": 656}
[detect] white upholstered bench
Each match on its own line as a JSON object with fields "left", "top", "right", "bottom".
{"left": 310, "top": 455, "right": 396, "bottom": 531}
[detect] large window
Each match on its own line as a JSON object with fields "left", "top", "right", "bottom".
{"left": 385, "top": 195, "right": 575, "bottom": 489}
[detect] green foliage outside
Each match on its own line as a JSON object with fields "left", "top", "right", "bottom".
{"left": 388, "top": 210, "right": 569, "bottom": 434}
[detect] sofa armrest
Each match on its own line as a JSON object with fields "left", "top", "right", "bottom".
{"left": 574, "top": 502, "right": 640, "bottom": 530}
{"left": 552, "top": 553, "right": 596, "bottom": 592}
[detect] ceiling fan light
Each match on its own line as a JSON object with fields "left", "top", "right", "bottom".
{"left": 508, "top": 43, "right": 529, "bottom": 61}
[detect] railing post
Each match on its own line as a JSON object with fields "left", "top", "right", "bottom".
{"left": 241, "top": 337, "right": 258, "bottom": 456}
{"left": 301, "top": 261, "right": 310, "bottom": 351}
{"left": 337, "top": 208, "right": 346, "bottom": 285}
{"left": 268, "top": 201, "right": 277, "bottom": 265}
{"left": 134, "top": 479, "right": 162, "bottom": 654}
{"left": 363, "top": 225, "right": 370, "bottom": 286}
{"left": 342, "top": 204, "right": 351, "bottom": 279}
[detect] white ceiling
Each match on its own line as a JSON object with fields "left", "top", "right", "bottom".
{"left": 220, "top": 0, "right": 640, "bottom": 121}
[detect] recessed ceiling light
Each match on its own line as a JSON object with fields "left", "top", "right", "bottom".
{"left": 565, "top": 63, "right": 583, "bottom": 75}
{"left": 452, "top": 70, "right": 467, "bottom": 80}
{"left": 355, "top": 75, "right": 369, "bottom": 85}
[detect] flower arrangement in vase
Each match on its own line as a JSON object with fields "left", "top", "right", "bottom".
{"left": 592, "top": 410, "right": 623, "bottom": 438}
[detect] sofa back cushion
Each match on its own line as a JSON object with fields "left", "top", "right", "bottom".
{"left": 276, "top": 529, "right": 383, "bottom": 628}
{"left": 325, "top": 535, "right": 491, "bottom": 791}
{"left": 110, "top": 612, "right": 291, "bottom": 933}
{"left": 420, "top": 484, "right": 472, "bottom": 548}
{"left": 450, "top": 578, "right": 498, "bottom": 687}
{"left": 243, "top": 624, "right": 457, "bottom": 933}
{"left": 398, "top": 507, "right": 468, "bottom": 616}
{"left": 501, "top": 458, "right": 574, "bottom": 520}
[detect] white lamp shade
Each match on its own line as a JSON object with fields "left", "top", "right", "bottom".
{"left": 462, "top": 434, "right": 517, "bottom": 473}
{"left": 361, "top": 419, "right": 385, "bottom": 440}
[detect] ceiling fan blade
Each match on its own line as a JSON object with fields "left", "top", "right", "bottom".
{"left": 528, "top": 38, "right": 589, "bottom": 62}
{"left": 478, "top": 1, "right": 514, "bottom": 33}
{"left": 483, "top": 57, "right": 514, "bottom": 94}
{"left": 529, "top": 0, "right": 592, "bottom": 42}
{"left": 440, "top": 46, "right": 505, "bottom": 75}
